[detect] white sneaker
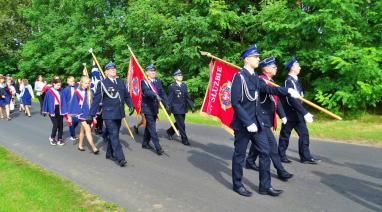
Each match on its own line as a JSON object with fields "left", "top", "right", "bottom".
{"left": 70, "top": 137, "right": 78, "bottom": 141}
{"left": 57, "top": 140, "right": 65, "bottom": 146}
{"left": 49, "top": 137, "right": 57, "bottom": 146}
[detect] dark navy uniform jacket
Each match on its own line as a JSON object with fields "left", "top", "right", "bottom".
{"left": 230, "top": 68, "right": 288, "bottom": 131}
{"left": 280, "top": 75, "right": 308, "bottom": 122}
{"left": 167, "top": 82, "right": 195, "bottom": 115}
{"left": 258, "top": 76, "right": 286, "bottom": 128}
{"left": 90, "top": 78, "right": 133, "bottom": 120}
{"left": 141, "top": 78, "right": 168, "bottom": 116}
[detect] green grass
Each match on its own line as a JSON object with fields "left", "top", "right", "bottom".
{"left": 157, "top": 110, "right": 382, "bottom": 146}
{"left": 0, "top": 146, "right": 123, "bottom": 212}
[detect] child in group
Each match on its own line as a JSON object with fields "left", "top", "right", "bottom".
{"left": 20, "top": 79, "right": 35, "bottom": 117}
{"left": 62, "top": 76, "right": 79, "bottom": 141}
{"left": 3, "top": 79, "right": 15, "bottom": 120}
{"left": 16, "top": 79, "right": 25, "bottom": 112}
{"left": 0, "top": 75, "right": 8, "bottom": 119}
{"left": 68, "top": 75, "right": 99, "bottom": 154}
{"left": 42, "top": 78, "right": 68, "bottom": 146}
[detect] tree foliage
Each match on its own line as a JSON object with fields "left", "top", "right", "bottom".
{"left": 1, "top": 0, "right": 381, "bottom": 113}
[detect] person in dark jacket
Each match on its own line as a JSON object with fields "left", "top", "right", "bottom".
{"left": 166, "top": 69, "right": 195, "bottom": 145}
{"left": 278, "top": 57, "right": 320, "bottom": 164}
{"left": 245, "top": 57, "right": 293, "bottom": 182}
{"left": 140, "top": 64, "right": 169, "bottom": 155}
{"left": 230, "top": 45, "right": 301, "bottom": 197}
{"left": 89, "top": 61, "right": 134, "bottom": 167}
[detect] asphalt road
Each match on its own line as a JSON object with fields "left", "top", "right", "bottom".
{"left": 0, "top": 106, "right": 381, "bottom": 212}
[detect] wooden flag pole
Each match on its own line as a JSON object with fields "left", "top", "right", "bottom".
{"left": 127, "top": 45, "right": 180, "bottom": 137}
{"left": 200, "top": 51, "right": 342, "bottom": 121}
{"left": 88, "top": 48, "right": 136, "bottom": 141}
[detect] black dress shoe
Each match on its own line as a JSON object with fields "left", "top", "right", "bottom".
{"left": 167, "top": 131, "right": 173, "bottom": 140}
{"left": 106, "top": 155, "right": 116, "bottom": 161}
{"left": 245, "top": 161, "right": 259, "bottom": 171}
{"left": 156, "top": 148, "right": 164, "bottom": 155}
{"left": 182, "top": 140, "right": 190, "bottom": 146}
{"left": 277, "top": 171, "right": 294, "bottom": 181}
{"left": 118, "top": 160, "right": 127, "bottom": 167}
{"left": 77, "top": 147, "right": 85, "bottom": 151}
{"left": 281, "top": 158, "right": 292, "bottom": 163}
{"left": 142, "top": 143, "right": 153, "bottom": 149}
{"left": 133, "top": 126, "right": 139, "bottom": 134}
{"left": 259, "top": 187, "right": 283, "bottom": 196}
{"left": 93, "top": 149, "right": 99, "bottom": 155}
{"left": 301, "top": 158, "right": 320, "bottom": 164}
{"left": 233, "top": 187, "right": 252, "bottom": 197}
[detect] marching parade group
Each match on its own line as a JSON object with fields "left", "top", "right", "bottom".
{"left": 0, "top": 44, "right": 320, "bottom": 197}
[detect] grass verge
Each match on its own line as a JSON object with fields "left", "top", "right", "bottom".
{"left": 0, "top": 146, "right": 123, "bottom": 211}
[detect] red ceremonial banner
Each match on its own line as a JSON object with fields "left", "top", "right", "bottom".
{"left": 128, "top": 55, "right": 144, "bottom": 114}
{"left": 201, "top": 60, "right": 239, "bottom": 132}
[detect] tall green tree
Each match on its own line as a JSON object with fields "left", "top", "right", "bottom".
{"left": 0, "top": 0, "right": 30, "bottom": 75}
{"left": 17, "top": 0, "right": 382, "bottom": 113}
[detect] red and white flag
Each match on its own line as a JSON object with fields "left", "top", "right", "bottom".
{"left": 201, "top": 60, "right": 239, "bottom": 134}
{"left": 127, "top": 55, "right": 144, "bottom": 114}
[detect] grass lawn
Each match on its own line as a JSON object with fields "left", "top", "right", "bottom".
{"left": 157, "top": 110, "right": 382, "bottom": 146}
{"left": 0, "top": 146, "right": 123, "bottom": 211}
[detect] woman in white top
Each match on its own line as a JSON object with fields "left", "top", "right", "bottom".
{"left": 34, "top": 75, "right": 46, "bottom": 114}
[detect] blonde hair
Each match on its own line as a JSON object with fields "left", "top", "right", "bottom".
{"left": 80, "top": 75, "right": 92, "bottom": 106}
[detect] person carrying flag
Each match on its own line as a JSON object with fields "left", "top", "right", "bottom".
{"left": 230, "top": 45, "right": 301, "bottom": 197}
{"left": 91, "top": 62, "right": 104, "bottom": 135}
{"left": 141, "top": 64, "right": 169, "bottom": 155}
{"left": 245, "top": 57, "right": 293, "bottom": 182}
{"left": 278, "top": 57, "right": 320, "bottom": 164}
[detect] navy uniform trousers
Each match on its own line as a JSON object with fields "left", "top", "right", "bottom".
{"left": 167, "top": 114, "right": 187, "bottom": 141}
{"left": 105, "top": 119, "right": 124, "bottom": 161}
{"left": 278, "top": 75, "right": 312, "bottom": 162}
{"left": 246, "top": 127, "right": 287, "bottom": 174}
{"left": 141, "top": 78, "right": 168, "bottom": 151}
{"left": 143, "top": 114, "right": 161, "bottom": 150}
{"left": 278, "top": 120, "right": 311, "bottom": 161}
{"left": 233, "top": 128, "right": 271, "bottom": 189}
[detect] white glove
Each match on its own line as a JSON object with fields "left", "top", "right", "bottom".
{"left": 247, "top": 123, "right": 258, "bottom": 133}
{"left": 281, "top": 117, "right": 287, "bottom": 125}
{"left": 288, "top": 88, "right": 301, "bottom": 98}
{"left": 304, "top": 113, "right": 314, "bottom": 123}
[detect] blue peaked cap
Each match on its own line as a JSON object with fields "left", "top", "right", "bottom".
{"left": 259, "top": 57, "right": 276, "bottom": 69}
{"left": 145, "top": 64, "right": 156, "bottom": 71}
{"left": 241, "top": 44, "right": 260, "bottom": 59}
{"left": 104, "top": 61, "right": 116, "bottom": 70}
{"left": 173, "top": 69, "right": 182, "bottom": 76}
{"left": 285, "top": 57, "right": 298, "bottom": 71}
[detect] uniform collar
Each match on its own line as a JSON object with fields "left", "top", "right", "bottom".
{"left": 288, "top": 74, "right": 298, "bottom": 81}
{"left": 243, "top": 65, "right": 255, "bottom": 75}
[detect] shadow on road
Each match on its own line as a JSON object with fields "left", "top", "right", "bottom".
{"left": 187, "top": 148, "right": 258, "bottom": 192}
{"left": 313, "top": 171, "right": 382, "bottom": 211}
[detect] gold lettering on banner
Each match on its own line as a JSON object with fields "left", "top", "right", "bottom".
{"left": 207, "top": 66, "right": 222, "bottom": 113}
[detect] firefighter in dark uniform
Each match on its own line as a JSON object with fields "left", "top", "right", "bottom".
{"left": 230, "top": 45, "right": 301, "bottom": 197}
{"left": 278, "top": 57, "right": 320, "bottom": 164}
{"left": 245, "top": 57, "right": 293, "bottom": 181}
{"left": 141, "top": 64, "right": 169, "bottom": 155}
{"left": 89, "top": 61, "right": 135, "bottom": 167}
{"left": 166, "top": 69, "right": 196, "bottom": 145}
